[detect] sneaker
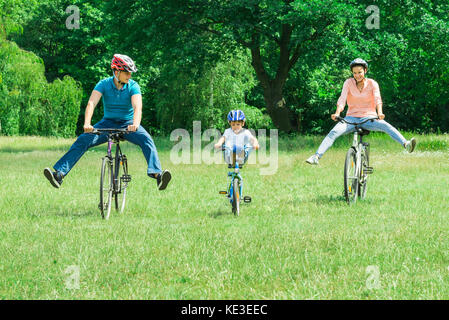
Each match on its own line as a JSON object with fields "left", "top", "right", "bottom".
{"left": 156, "top": 170, "right": 171, "bottom": 190}
{"left": 305, "top": 154, "right": 319, "bottom": 165}
{"left": 44, "top": 168, "right": 63, "bottom": 188}
{"left": 405, "top": 138, "right": 417, "bottom": 153}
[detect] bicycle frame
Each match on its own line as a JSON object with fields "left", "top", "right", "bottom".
{"left": 227, "top": 161, "right": 243, "bottom": 204}
{"left": 219, "top": 145, "right": 252, "bottom": 215}
{"left": 91, "top": 128, "right": 131, "bottom": 218}
{"left": 337, "top": 116, "right": 377, "bottom": 203}
{"left": 102, "top": 130, "right": 127, "bottom": 193}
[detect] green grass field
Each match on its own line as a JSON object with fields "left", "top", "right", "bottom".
{"left": 0, "top": 133, "right": 448, "bottom": 299}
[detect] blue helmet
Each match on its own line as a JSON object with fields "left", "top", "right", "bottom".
{"left": 227, "top": 110, "right": 246, "bottom": 122}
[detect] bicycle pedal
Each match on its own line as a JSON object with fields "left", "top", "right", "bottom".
{"left": 121, "top": 174, "right": 132, "bottom": 183}
{"left": 219, "top": 191, "right": 227, "bottom": 195}
{"left": 364, "top": 167, "right": 374, "bottom": 174}
{"left": 243, "top": 196, "right": 252, "bottom": 203}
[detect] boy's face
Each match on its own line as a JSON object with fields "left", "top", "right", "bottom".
{"left": 230, "top": 120, "right": 244, "bottom": 133}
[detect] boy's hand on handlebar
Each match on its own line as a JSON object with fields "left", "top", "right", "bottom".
{"left": 84, "top": 124, "right": 94, "bottom": 133}
{"left": 253, "top": 143, "right": 259, "bottom": 150}
{"left": 214, "top": 143, "right": 222, "bottom": 150}
{"left": 378, "top": 113, "right": 385, "bottom": 120}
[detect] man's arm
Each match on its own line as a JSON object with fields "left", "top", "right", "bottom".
{"left": 84, "top": 90, "right": 102, "bottom": 132}
{"left": 128, "top": 94, "right": 142, "bottom": 132}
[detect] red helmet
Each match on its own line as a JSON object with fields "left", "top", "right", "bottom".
{"left": 111, "top": 54, "right": 137, "bottom": 72}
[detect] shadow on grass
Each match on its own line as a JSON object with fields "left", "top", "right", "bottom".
{"left": 313, "top": 194, "right": 347, "bottom": 204}
{"left": 0, "top": 146, "right": 71, "bottom": 153}
{"left": 51, "top": 207, "right": 98, "bottom": 218}
{"left": 209, "top": 209, "right": 234, "bottom": 219}
{"left": 313, "top": 193, "right": 375, "bottom": 205}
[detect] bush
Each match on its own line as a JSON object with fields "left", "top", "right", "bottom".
{"left": 0, "top": 39, "right": 82, "bottom": 137}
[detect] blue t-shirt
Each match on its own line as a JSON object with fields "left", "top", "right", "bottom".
{"left": 93, "top": 77, "right": 141, "bottom": 120}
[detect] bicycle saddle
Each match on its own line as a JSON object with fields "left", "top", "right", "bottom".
{"left": 111, "top": 133, "right": 126, "bottom": 142}
{"left": 356, "top": 128, "right": 371, "bottom": 136}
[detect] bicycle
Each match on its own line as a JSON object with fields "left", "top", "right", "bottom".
{"left": 90, "top": 128, "right": 132, "bottom": 219}
{"left": 336, "top": 116, "right": 378, "bottom": 204}
{"left": 218, "top": 145, "right": 252, "bottom": 216}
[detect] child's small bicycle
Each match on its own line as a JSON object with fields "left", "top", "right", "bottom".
{"left": 219, "top": 145, "right": 252, "bottom": 216}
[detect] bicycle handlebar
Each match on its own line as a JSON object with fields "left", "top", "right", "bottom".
{"left": 90, "top": 128, "right": 130, "bottom": 135}
{"left": 220, "top": 144, "right": 253, "bottom": 152}
{"left": 336, "top": 116, "right": 379, "bottom": 125}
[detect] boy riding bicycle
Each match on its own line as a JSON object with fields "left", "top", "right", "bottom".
{"left": 44, "top": 54, "right": 171, "bottom": 190}
{"left": 306, "top": 58, "right": 417, "bottom": 165}
{"left": 214, "top": 110, "right": 259, "bottom": 163}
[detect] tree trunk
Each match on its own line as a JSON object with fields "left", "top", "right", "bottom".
{"left": 250, "top": 42, "right": 297, "bottom": 132}
{"left": 263, "top": 84, "right": 296, "bottom": 132}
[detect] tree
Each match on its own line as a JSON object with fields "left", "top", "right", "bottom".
{"left": 123, "top": 0, "right": 360, "bottom": 132}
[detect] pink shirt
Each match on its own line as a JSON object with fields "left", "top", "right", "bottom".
{"left": 337, "top": 78, "right": 382, "bottom": 118}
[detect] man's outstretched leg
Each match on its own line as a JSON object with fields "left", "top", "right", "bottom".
{"left": 125, "top": 124, "right": 171, "bottom": 190}
{"left": 44, "top": 120, "right": 110, "bottom": 188}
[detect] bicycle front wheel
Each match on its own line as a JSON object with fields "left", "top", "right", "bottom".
{"left": 100, "top": 157, "right": 113, "bottom": 219}
{"left": 115, "top": 155, "right": 128, "bottom": 213}
{"left": 359, "top": 147, "right": 369, "bottom": 199}
{"left": 344, "top": 147, "right": 359, "bottom": 204}
{"left": 232, "top": 179, "right": 240, "bottom": 216}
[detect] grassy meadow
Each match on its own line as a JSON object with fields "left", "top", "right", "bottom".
{"left": 0, "top": 133, "right": 448, "bottom": 299}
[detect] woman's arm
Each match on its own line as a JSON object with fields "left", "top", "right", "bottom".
{"left": 332, "top": 79, "right": 349, "bottom": 120}
{"left": 373, "top": 81, "right": 385, "bottom": 119}
{"left": 376, "top": 104, "right": 385, "bottom": 120}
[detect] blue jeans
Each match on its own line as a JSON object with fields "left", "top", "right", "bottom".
{"left": 316, "top": 116, "right": 407, "bottom": 158}
{"left": 223, "top": 144, "right": 251, "bottom": 165}
{"left": 54, "top": 118, "right": 162, "bottom": 177}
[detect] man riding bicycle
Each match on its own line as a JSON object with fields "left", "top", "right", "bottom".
{"left": 306, "top": 58, "right": 417, "bottom": 165}
{"left": 44, "top": 54, "right": 171, "bottom": 190}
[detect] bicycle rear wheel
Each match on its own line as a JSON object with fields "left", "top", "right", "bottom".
{"left": 114, "top": 155, "right": 128, "bottom": 213}
{"left": 232, "top": 179, "right": 240, "bottom": 216}
{"left": 344, "top": 147, "right": 359, "bottom": 204}
{"left": 100, "top": 157, "right": 113, "bottom": 219}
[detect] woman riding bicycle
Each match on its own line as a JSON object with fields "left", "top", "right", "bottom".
{"left": 44, "top": 54, "right": 171, "bottom": 190}
{"left": 306, "top": 58, "right": 416, "bottom": 165}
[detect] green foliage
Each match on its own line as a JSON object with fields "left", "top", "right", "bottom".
{"left": 0, "top": 0, "right": 39, "bottom": 39}
{"left": 0, "top": 40, "right": 82, "bottom": 137}
{"left": 6, "top": 0, "right": 449, "bottom": 135}
{"left": 155, "top": 51, "right": 273, "bottom": 133}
